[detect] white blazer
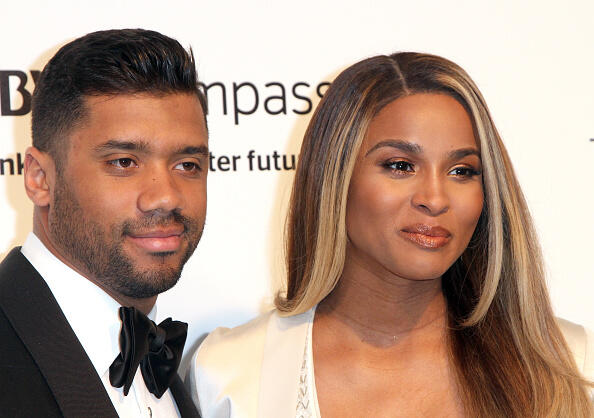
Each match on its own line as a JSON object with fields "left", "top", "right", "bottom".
{"left": 189, "top": 308, "right": 593, "bottom": 418}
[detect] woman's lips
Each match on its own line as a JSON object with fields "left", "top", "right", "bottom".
{"left": 126, "top": 229, "right": 184, "bottom": 252}
{"left": 399, "top": 224, "right": 451, "bottom": 249}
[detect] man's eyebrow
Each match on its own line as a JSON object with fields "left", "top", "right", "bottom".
{"left": 93, "top": 139, "right": 151, "bottom": 153}
{"left": 448, "top": 148, "right": 480, "bottom": 160}
{"left": 365, "top": 139, "right": 422, "bottom": 157}
{"left": 93, "top": 141, "right": 209, "bottom": 156}
{"left": 174, "top": 145, "right": 209, "bottom": 156}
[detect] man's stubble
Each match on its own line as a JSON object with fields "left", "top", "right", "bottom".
{"left": 48, "top": 171, "right": 203, "bottom": 299}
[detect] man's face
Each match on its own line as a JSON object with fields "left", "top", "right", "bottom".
{"left": 48, "top": 93, "right": 208, "bottom": 299}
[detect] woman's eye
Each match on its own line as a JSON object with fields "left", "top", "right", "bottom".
{"left": 108, "top": 158, "right": 137, "bottom": 169}
{"left": 384, "top": 160, "right": 414, "bottom": 173}
{"left": 449, "top": 167, "right": 480, "bottom": 177}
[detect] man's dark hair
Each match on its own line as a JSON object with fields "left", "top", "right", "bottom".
{"left": 32, "top": 28, "right": 207, "bottom": 166}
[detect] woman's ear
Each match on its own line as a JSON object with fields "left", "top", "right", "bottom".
{"left": 24, "top": 146, "right": 55, "bottom": 207}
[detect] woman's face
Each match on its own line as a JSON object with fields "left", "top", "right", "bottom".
{"left": 345, "top": 93, "right": 484, "bottom": 281}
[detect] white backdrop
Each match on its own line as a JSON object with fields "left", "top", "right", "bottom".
{"left": 1, "top": 0, "right": 593, "bottom": 376}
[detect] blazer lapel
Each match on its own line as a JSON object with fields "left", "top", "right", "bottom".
{"left": 0, "top": 248, "right": 118, "bottom": 418}
{"left": 258, "top": 308, "right": 314, "bottom": 418}
{"left": 170, "top": 374, "right": 201, "bottom": 418}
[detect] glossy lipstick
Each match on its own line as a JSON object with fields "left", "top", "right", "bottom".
{"left": 399, "top": 224, "right": 451, "bottom": 249}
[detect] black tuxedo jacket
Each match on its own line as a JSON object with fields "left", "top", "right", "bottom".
{"left": 0, "top": 247, "right": 200, "bottom": 417}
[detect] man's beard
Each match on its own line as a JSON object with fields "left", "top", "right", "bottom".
{"left": 49, "top": 177, "right": 203, "bottom": 299}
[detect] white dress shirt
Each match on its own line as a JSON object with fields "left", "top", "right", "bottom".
{"left": 21, "top": 232, "right": 181, "bottom": 418}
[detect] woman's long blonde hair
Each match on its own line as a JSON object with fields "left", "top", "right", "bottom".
{"left": 276, "top": 52, "right": 592, "bottom": 417}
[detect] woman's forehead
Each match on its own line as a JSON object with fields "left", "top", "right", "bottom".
{"left": 362, "top": 93, "right": 478, "bottom": 156}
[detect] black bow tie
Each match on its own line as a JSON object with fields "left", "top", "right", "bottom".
{"left": 109, "top": 306, "right": 187, "bottom": 398}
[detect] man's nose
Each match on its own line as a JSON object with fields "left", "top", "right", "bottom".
{"left": 410, "top": 173, "right": 449, "bottom": 216}
{"left": 137, "top": 169, "right": 183, "bottom": 215}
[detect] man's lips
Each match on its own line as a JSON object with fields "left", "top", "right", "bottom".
{"left": 126, "top": 228, "right": 184, "bottom": 252}
{"left": 399, "top": 224, "right": 451, "bottom": 249}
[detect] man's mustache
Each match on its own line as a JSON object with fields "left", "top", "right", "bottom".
{"left": 121, "top": 211, "right": 198, "bottom": 235}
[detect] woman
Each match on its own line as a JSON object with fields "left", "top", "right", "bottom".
{"left": 191, "top": 53, "right": 593, "bottom": 417}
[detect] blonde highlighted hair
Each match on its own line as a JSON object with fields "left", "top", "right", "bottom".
{"left": 276, "top": 52, "right": 592, "bottom": 416}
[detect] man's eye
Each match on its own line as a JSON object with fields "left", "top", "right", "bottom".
{"left": 175, "top": 161, "right": 201, "bottom": 172}
{"left": 384, "top": 160, "right": 414, "bottom": 173}
{"left": 108, "top": 158, "right": 137, "bottom": 168}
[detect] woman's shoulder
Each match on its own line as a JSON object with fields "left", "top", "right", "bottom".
{"left": 199, "top": 310, "right": 274, "bottom": 357}
{"left": 196, "top": 307, "right": 315, "bottom": 358}
{"left": 189, "top": 311, "right": 275, "bottom": 417}
{"left": 557, "top": 318, "right": 594, "bottom": 381}
{"left": 189, "top": 308, "right": 315, "bottom": 417}
{"left": 191, "top": 310, "right": 275, "bottom": 387}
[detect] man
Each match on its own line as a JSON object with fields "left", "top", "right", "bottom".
{"left": 0, "top": 29, "right": 208, "bottom": 417}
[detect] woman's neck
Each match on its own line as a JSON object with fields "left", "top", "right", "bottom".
{"left": 317, "top": 256, "right": 448, "bottom": 348}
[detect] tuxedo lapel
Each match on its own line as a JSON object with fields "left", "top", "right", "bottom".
{"left": 170, "top": 375, "right": 201, "bottom": 418}
{"left": 0, "top": 248, "right": 118, "bottom": 418}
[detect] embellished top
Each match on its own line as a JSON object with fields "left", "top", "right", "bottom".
{"left": 296, "top": 318, "right": 321, "bottom": 418}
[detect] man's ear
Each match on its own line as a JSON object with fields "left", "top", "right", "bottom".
{"left": 24, "top": 146, "right": 56, "bottom": 207}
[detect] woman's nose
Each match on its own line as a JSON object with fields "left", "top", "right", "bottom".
{"left": 410, "top": 174, "right": 449, "bottom": 216}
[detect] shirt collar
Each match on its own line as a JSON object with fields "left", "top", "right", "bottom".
{"left": 20, "top": 232, "right": 157, "bottom": 377}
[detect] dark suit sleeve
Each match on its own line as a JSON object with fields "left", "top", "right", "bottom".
{"left": 0, "top": 248, "right": 119, "bottom": 418}
{"left": 0, "top": 306, "right": 62, "bottom": 417}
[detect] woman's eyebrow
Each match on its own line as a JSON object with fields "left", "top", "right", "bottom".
{"left": 365, "top": 139, "right": 422, "bottom": 157}
{"left": 448, "top": 148, "right": 480, "bottom": 161}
